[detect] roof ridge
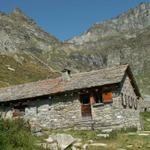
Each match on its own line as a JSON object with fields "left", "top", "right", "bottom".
{"left": 72, "top": 64, "right": 128, "bottom": 76}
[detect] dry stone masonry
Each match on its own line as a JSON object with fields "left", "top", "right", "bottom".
{"left": 0, "top": 65, "right": 142, "bottom": 131}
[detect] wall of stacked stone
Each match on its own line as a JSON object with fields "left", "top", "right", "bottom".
{"left": 91, "top": 96, "right": 141, "bottom": 130}
{"left": 140, "top": 100, "right": 150, "bottom": 112}
{"left": 24, "top": 92, "right": 82, "bottom": 129}
{"left": 90, "top": 74, "right": 141, "bottom": 130}
{"left": 0, "top": 73, "right": 141, "bottom": 130}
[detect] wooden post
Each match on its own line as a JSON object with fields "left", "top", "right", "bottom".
{"left": 90, "top": 94, "right": 95, "bottom": 105}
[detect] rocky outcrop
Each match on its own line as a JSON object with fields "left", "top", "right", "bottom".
{"left": 68, "top": 3, "right": 150, "bottom": 44}
{"left": 0, "top": 8, "right": 60, "bottom": 54}
{"left": 0, "top": 8, "right": 60, "bottom": 86}
{"left": 66, "top": 2, "right": 150, "bottom": 94}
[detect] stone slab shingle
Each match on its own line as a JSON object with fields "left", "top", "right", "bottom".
{"left": 0, "top": 64, "right": 141, "bottom": 102}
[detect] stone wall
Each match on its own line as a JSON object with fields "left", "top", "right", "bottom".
{"left": 90, "top": 94, "right": 141, "bottom": 130}
{"left": 0, "top": 74, "right": 142, "bottom": 131}
{"left": 140, "top": 100, "right": 150, "bottom": 112}
{"left": 23, "top": 92, "right": 82, "bottom": 129}
{"left": 88, "top": 74, "right": 141, "bottom": 130}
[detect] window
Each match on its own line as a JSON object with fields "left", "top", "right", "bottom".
{"left": 80, "top": 93, "right": 92, "bottom": 118}
{"left": 102, "top": 92, "right": 113, "bottom": 103}
{"left": 93, "top": 91, "right": 103, "bottom": 103}
{"left": 79, "top": 87, "right": 113, "bottom": 106}
{"left": 80, "top": 93, "right": 90, "bottom": 104}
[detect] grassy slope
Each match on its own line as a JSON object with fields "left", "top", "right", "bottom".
{"left": 136, "top": 72, "right": 150, "bottom": 95}
{"left": 66, "top": 28, "right": 150, "bottom": 95}
{"left": 140, "top": 112, "right": 150, "bottom": 131}
{"left": 0, "top": 54, "right": 59, "bottom": 88}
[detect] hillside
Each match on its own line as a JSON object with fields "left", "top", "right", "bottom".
{"left": 0, "top": 8, "right": 60, "bottom": 86}
{"left": 0, "top": 3, "right": 150, "bottom": 95}
{"left": 66, "top": 2, "right": 150, "bottom": 94}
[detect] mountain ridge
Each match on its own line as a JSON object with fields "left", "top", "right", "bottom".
{"left": 0, "top": 3, "right": 150, "bottom": 95}
{"left": 68, "top": 2, "right": 150, "bottom": 44}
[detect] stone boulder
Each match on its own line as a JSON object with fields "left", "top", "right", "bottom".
{"left": 48, "top": 134, "right": 76, "bottom": 150}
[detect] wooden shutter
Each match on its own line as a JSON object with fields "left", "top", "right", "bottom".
{"left": 102, "top": 92, "right": 112, "bottom": 103}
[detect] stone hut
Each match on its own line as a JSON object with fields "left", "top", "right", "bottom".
{"left": 0, "top": 64, "right": 142, "bottom": 130}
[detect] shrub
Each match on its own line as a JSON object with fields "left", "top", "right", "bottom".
{"left": 0, "top": 118, "right": 44, "bottom": 150}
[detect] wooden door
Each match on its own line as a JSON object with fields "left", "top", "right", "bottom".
{"left": 81, "top": 104, "right": 92, "bottom": 119}
{"left": 80, "top": 93, "right": 92, "bottom": 119}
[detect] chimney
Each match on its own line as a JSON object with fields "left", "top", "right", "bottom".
{"left": 61, "top": 69, "right": 71, "bottom": 81}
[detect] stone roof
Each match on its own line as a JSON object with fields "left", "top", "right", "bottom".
{"left": 0, "top": 64, "right": 141, "bottom": 102}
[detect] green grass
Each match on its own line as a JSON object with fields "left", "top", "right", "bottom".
{"left": 136, "top": 71, "right": 150, "bottom": 95}
{"left": 140, "top": 112, "right": 150, "bottom": 131}
{"left": 45, "top": 127, "right": 150, "bottom": 150}
{"left": 0, "top": 118, "right": 46, "bottom": 150}
{"left": 0, "top": 54, "right": 59, "bottom": 88}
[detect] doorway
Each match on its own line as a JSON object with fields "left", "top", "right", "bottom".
{"left": 80, "top": 93, "right": 92, "bottom": 120}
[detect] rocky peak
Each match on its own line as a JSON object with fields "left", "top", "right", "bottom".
{"left": 10, "top": 7, "right": 35, "bottom": 25}
{"left": 68, "top": 2, "right": 150, "bottom": 44}
{"left": 11, "top": 7, "right": 28, "bottom": 18}
{"left": 137, "top": 2, "right": 150, "bottom": 10}
{"left": 12, "top": 7, "right": 24, "bottom": 15}
{"left": 93, "top": 2, "right": 150, "bottom": 31}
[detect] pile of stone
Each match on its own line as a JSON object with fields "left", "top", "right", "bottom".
{"left": 36, "top": 133, "right": 109, "bottom": 150}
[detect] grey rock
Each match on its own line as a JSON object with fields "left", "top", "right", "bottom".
{"left": 47, "top": 142, "right": 58, "bottom": 150}
{"left": 45, "top": 136, "right": 54, "bottom": 143}
{"left": 33, "top": 131, "right": 44, "bottom": 137}
{"left": 90, "top": 143, "right": 108, "bottom": 147}
{"left": 50, "top": 134, "right": 76, "bottom": 150}
{"left": 73, "top": 142, "right": 83, "bottom": 148}
{"left": 126, "top": 145, "right": 133, "bottom": 148}
{"left": 82, "top": 144, "right": 89, "bottom": 149}
{"left": 97, "top": 133, "right": 109, "bottom": 138}
{"left": 138, "top": 133, "right": 149, "bottom": 136}
{"left": 36, "top": 142, "right": 58, "bottom": 150}
{"left": 71, "top": 146, "right": 80, "bottom": 150}
{"left": 127, "top": 132, "right": 137, "bottom": 135}
{"left": 102, "top": 129, "right": 113, "bottom": 133}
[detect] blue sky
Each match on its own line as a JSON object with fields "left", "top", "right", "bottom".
{"left": 0, "top": 0, "right": 149, "bottom": 40}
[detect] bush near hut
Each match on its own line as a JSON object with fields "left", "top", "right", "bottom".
{"left": 0, "top": 118, "right": 45, "bottom": 150}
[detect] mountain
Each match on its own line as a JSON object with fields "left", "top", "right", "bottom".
{"left": 0, "top": 3, "right": 150, "bottom": 95}
{"left": 0, "top": 8, "right": 60, "bottom": 87}
{"left": 66, "top": 2, "right": 150, "bottom": 94}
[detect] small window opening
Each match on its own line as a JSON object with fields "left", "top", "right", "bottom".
{"left": 80, "top": 93, "right": 90, "bottom": 104}
{"left": 93, "top": 91, "right": 103, "bottom": 103}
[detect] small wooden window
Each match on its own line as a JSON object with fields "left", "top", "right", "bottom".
{"left": 102, "top": 92, "right": 112, "bottom": 103}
